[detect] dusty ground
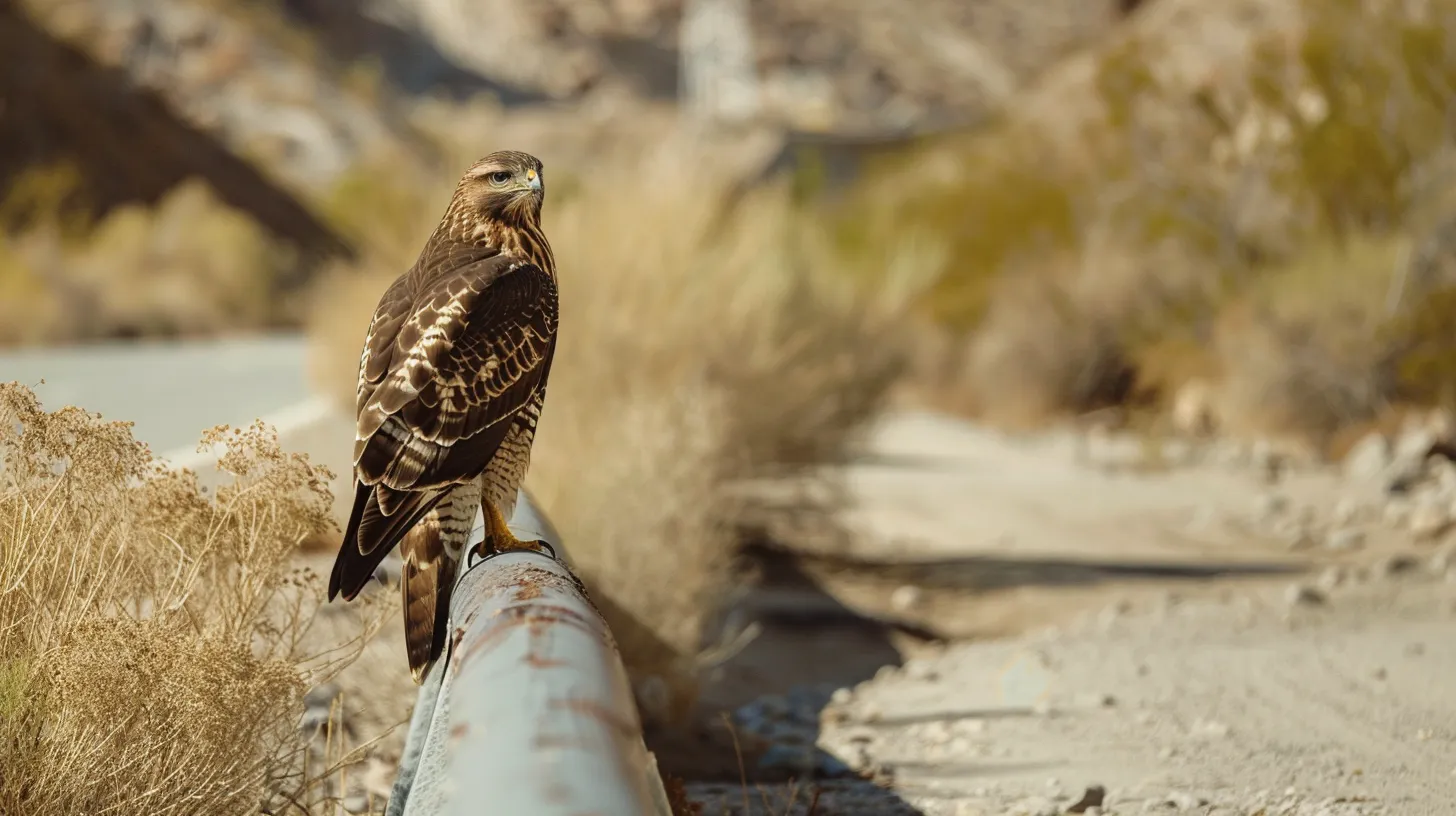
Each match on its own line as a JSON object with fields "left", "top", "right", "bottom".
{"left": 685, "top": 410, "right": 1456, "bottom": 815}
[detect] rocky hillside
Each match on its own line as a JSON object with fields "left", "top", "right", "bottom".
{"left": 368, "top": 0, "right": 1137, "bottom": 132}
{"left": 0, "top": 1, "right": 351, "bottom": 260}
{"left": 14, "top": 0, "right": 1145, "bottom": 198}
{"left": 0, "top": 0, "right": 1166, "bottom": 347}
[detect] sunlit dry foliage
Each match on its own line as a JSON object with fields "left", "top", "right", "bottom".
{"left": 0, "top": 172, "right": 292, "bottom": 346}
{"left": 0, "top": 382, "right": 376, "bottom": 815}
{"left": 848, "top": 0, "right": 1456, "bottom": 446}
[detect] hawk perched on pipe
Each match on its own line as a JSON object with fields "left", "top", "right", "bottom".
{"left": 327, "top": 150, "right": 559, "bottom": 683}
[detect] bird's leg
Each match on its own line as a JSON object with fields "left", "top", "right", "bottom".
{"left": 473, "top": 500, "right": 556, "bottom": 561}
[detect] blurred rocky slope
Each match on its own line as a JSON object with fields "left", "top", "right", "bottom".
{"left": 9, "top": 0, "right": 1139, "bottom": 203}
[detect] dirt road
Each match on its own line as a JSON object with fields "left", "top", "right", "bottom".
{"left": 691, "top": 411, "right": 1456, "bottom": 815}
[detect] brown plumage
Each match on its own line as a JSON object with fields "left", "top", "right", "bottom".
{"left": 327, "top": 150, "right": 559, "bottom": 683}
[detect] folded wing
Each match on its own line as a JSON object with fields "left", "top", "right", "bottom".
{"left": 328, "top": 246, "right": 559, "bottom": 602}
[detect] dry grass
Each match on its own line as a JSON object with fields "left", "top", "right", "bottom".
{"left": 839, "top": 0, "right": 1456, "bottom": 451}
{"left": 0, "top": 168, "right": 294, "bottom": 346}
{"left": 305, "top": 127, "right": 928, "bottom": 725}
{"left": 0, "top": 382, "right": 380, "bottom": 815}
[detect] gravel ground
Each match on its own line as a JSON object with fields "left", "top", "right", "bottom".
{"left": 684, "top": 410, "right": 1456, "bottom": 815}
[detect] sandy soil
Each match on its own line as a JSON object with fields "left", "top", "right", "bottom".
{"left": 684, "top": 411, "right": 1456, "bottom": 815}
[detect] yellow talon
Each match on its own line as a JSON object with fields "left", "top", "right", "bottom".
{"left": 478, "top": 501, "right": 555, "bottom": 560}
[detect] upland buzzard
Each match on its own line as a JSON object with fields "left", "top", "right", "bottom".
{"left": 327, "top": 150, "right": 559, "bottom": 683}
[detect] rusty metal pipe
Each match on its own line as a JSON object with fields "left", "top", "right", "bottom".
{"left": 391, "top": 490, "right": 673, "bottom": 816}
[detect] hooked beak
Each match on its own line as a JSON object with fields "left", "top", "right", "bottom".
{"left": 525, "top": 168, "right": 541, "bottom": 192}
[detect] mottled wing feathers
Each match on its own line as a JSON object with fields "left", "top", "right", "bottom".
{"left": 328, "top": 248, "right": 558, "bottom": 603}
{"left": 353, "top": 251, "right": 558, "bottom": 492}
{"left": 330, "top": 480, "right": 446, "bottom": 602}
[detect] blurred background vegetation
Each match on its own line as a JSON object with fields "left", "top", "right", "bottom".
{"left": 9, "top": 0, "right": 1456, "bottom": 810}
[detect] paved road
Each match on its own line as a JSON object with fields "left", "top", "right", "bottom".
{"left": 0, "top": 333, "right": 324, "bottom": 462}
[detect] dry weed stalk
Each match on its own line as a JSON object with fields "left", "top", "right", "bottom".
{"left": 0, "top": 382, "right": 378, "bottom": 815}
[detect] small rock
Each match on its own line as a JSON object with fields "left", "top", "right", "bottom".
{"left": 1395, "top": 425, "right": 1438, "bottom": 462}
{"left": 1377, "top": 553, "right": 1421, "bottom": 578}
{"left": 1408, "top": 497, "right": 1451, "bottom": 540}
{"left": 1191, "top": 718, "right": 1231, "bottom": 738}
{"left": 1433, "top": 459, "right": 1456, "bottom": 493}
{"left": 303, "top": 682, "right": 341, "bottom": 710}
{"left": 956, "top": 718, "right": 988, "bottom": 735}
{"left": 1427, "top": 407, "right": 1455, "bottom": 440}
{"left": 300, "top": 682, "right": 342, "bottom": 736}
{"left": 903, "top": 659, "right": 940, "bottom": 681}
{"left": 918, "top": 720, "right": 952, "bottom": 745}
{"left": 1324, "top": 528, "right": 1366, "bottom": 551}
{"left": 890, "top": 584, "right": 923, "bottom": 612}
{"left": 1316, "top": 565, "right": 1347, "bottom": 592}
{"left": 1285, "top": 582, "right": 1326, "bottom": 608}
{"left": 840, "top": 741, "right": 874, "bottom": 772}
{"left": 830, "top": 687, "right": 853, "bottom": 706}
{"left": 1164, "top": 791, "right": 1208, "bottom": 810}
{"left": 842, "top": 725, "right": 876, "bottom": 744}
{"left": 1067, "top": 784, "right": 1108, "bottom": 813}
{"left": 1343, "top": 432, "right": 1391, "bottom": 482}
{"left": 1331, "top": 497, "right": 1363, "bottom": 526}
{"left": 1172, "top": 380, "right": 1216, "bottom": 436}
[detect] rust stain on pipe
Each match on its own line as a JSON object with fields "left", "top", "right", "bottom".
{"left": 550, "top": 697, "right": 641, "bottom": 740}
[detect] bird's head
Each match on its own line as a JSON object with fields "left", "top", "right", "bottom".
{"left": 451, "top": 150, "right": 545, "bottom": 228}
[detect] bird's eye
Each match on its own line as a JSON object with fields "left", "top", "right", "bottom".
{"left": 488, "top": 171, "right": 512, "bottom": 185}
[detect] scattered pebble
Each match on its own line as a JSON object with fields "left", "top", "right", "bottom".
{"left": 1324, "top": 528, "right": 1365, "bottom": 551}
{"left": 890, "top": 584, "right": 924, "bottom": 612}
{"left": 1164, "top": 790, "right": 1208, "bottom": 810}
{"left": 1285, "top": 582, "right": 1327, "bottom": 608}
{"left": 1191, "top": 718, "right": 1231, "bottom": 738}
{"left": 1408, "top": 497, "right": 1451, "bottom": 540}
{"left": 1377, "top": 554, "right": 1421, "bottom": 579}
{"left": 903, "top": 659, "right": 940, "bottom": 681}
{"left": 1331, "top": 497, "right": 1362, "bottom": 526}
{"left": 1316, "top": 566, "right": 1347, "bottom": 592}
{"left": 1342, "top": 432, "right": 1391, "bottom": 482}
{"left": 1067, "top": 784, "right": 1108, "bottom": 813}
